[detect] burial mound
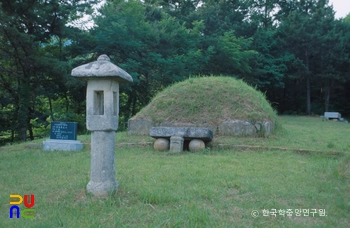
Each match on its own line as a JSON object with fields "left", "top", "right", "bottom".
{"left": 128, "top": 76, "right": 277, "bottom": 137}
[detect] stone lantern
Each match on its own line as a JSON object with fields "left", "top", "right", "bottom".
{"left": 71, "top": 54, "right": 133, "bottom": 196}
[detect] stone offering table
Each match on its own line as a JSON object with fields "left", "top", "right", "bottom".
{"left": 321, "top": 112, "right": 348, "bottom": 122}
{"left": 150, "top": 127, "right": 213, "bottom": 152}
{"left": 324, "top": 112, "right": 341, "bottom": 120}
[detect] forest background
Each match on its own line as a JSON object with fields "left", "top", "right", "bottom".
{"left": 1, "top": 0, "right": 350, "bottom": 144}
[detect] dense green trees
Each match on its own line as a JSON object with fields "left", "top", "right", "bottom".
{"left": 0, "top": 0, "right": 97, "bottom": 142}
{"left": 92, "top": 0, "right": 209, "bottom": 118}
{"left": 1, "top": 0, "right": 349, "bottom": 143}
{"left": 274, "top": 0, "right": 350, "bottom": 114}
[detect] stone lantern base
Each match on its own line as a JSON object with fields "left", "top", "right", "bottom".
{"left": 86, "top": 180, "right": 118, "bottom": 196}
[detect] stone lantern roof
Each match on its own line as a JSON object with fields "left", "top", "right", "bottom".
{"left": 71, "top": 54, "right": 133, "bottom": 83}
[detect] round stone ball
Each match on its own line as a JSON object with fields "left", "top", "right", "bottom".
{"left": 189, "top": 139, "right": 205, "bottom": 152}
{"left": 154, "top": 138, "right": 170, "bottom": 151}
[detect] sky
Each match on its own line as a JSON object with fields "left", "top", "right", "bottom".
{"left": 329, "top": 0, "right": 350, "bottom": 18}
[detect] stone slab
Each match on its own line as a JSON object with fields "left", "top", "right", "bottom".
{"left": 324, "top": 112, "right": 341, "bottom": 119}
{"left": 158, "top": 122, "right": 217, "bottom": 133}
{"left": 128, "top": 118, "right": 153, "bottom": 135}
{"left": 218, "top": 120, "right": 273, "bottom": 137}
{"left": 128, "top": 118, "right": 218, "bottom": 136}
{"left": 43, "top": 139, "right": 83, "bottom": 151}
{"left": 150, "top": 127, "right": 213, "bottom": 142}
{"left": 218, "top": 120, "right": 255, "bottom": 136}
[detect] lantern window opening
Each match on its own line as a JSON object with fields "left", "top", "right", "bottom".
{"left": 113, "top": 92, "right": 118, "bottom": 116}
{"left": 93, "top": 91, "right": 104, "bottom": 115}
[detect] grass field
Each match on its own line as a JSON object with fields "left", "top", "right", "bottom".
{"left": 0, "top": 116, "right": 349, "bottom": 227}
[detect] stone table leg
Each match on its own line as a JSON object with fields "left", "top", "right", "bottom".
{"left": 170, "top": 135, "right": 184, "bottom": 152}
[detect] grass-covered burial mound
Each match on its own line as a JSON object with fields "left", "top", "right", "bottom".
{"left": 128, "top": 76, "right": 278, "bottom": 136}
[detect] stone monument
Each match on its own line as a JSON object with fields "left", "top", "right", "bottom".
{"left": 43, "top": 121, "right": 83, "bottom": 151}
{"left": 71, "top": 54, "right": 133, "bottom": 196}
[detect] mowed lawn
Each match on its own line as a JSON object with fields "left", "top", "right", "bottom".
{"left": 0, "top": 116, "right": 349, "bottom": 227}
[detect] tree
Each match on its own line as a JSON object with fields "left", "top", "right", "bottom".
{"left": 344, "top": 13, "right": 350, "bottom": 24}
{"left": 195, "top": 0, "right": 250, "bottom": 37}
{"left": 181, "top": 0, "right": 257, "bottom": 77}
{"left": 276, "top": 0, "right": 338, "bottom": 115}
{"left": 0, "top": 0, "right": 97, "bottom": 141}
{"left": 247, "top": 0, "right": 280, "bottom": 29}
{"left": 92, "top": 0, "right": 211, "bottom": 119}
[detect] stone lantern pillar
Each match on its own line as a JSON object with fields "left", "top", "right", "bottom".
{"left": 71, "top": 55, "right": 133, "bottom": 196}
